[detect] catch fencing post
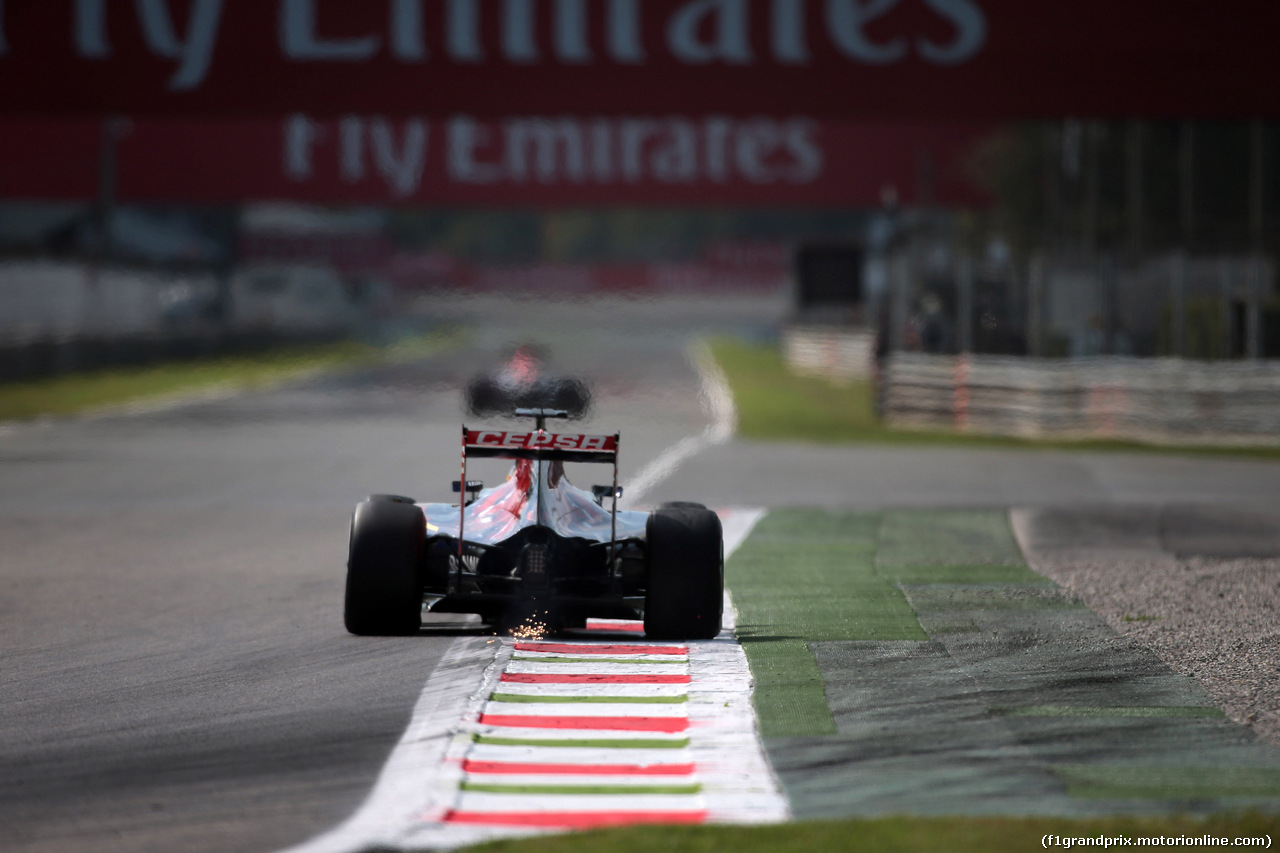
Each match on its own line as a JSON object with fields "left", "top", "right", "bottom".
{"left": 1027, "top": 255, "right": 1045, "bottom": 358}
{"left": 1171, "top": 253, "right": 1187, "bottom": 358}
{"left": 957, "top": 254, "right": 974, "bottom": 355}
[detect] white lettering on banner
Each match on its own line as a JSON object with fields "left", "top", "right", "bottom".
{"left": 669, "top": 0, "right": 753, "bottom": 65}
{"left": 826, "top": 0, "right": 906, "bottom": 65}
{"left": 339, "top": 116, "right": 364, "bottom": 182}
{"left": 620, "top": 120, "right": 658, "bottom": 183}
{"left": 391, "top": 0, "right": 427, "bottom": 61}
{"left": 506, "top": 120, "right": 588, "bottom": 184}
{"left": 137, "top": 0, "right": 224, "bottom": 89}
{"left": 281, "top": 0, "right": 379, "bottom": 61}
{"left": 555, "top": 0, "right": 590, "bottom": 63}
{"left": 284, "top": 114, "right": 324, "bottom": 179}
{"left": 74, "top": 0, "right": 224, "bottom": 89}
{"left": 293, "top": 115, "right": 428, "bottom": 195}
{"left": 786, "top": 120, "right": 823, "bottom": 181}
{"left": 608, "top": 0, "right": 645, "bottom": 63}
{"left": 74, "top": 0, "right": 110, "bottom": 58}
{"left": 371, "top": 118, "right": 428, "bottom": 197}
{"left": 288, "top": 115, "right": 826, "bottom": 193}
{"left": 771, "top": 0, "right": 809, "bottom": 65}
{"left": 590, "top": 121, "right": 614, "bottom": 181}
{"left": 705, "top": 118, "right": 731, "bottom": 182}
{"left": 736, "top": 120, "right": 780, "bottom": 182}
{"left": 581, "top": 436, "right": 608, "bottom": 450}
{"left": 502, "top": 433, "right": 529, "bottom": 447}
{"left": 447, "top": 0, "right": 483, "bottom": 62}
{"left": 44, "top": 0, "right": 988, "bottom": 87}
{"left": 918, "top": 0, "right": 987, "bottom": 65}
{"left": 652, "top": 121, "right": 699, "bottom": 182}
{"left": 447, "top": 117, "right": 501, "bottom": 184}
{"left": 475, "top": 431, "right": 503, "bottom": 445}
{"left": 280, "top": 0, "right": 987, "bottom": 70}
{"left": 480, "top": 116, "right": 824, "bottom": 186}
{"left": 503, "top": 0, "right": 537, "bottom": 63}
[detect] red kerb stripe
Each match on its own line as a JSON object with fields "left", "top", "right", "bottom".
{"left": 443, "top": 810, "right": 708, "bottom": 828}
{"left": 480, "top": 714, "right": 688, "bottom": 732}
{"left": 462, "top": 760, "right": 696, "bottom": 776}
{"left": 500, "top": 673, "right": 690, "bottom": 684}
{"left": 585, "top": 619, "right": 646, "bottom": 633}
{"left": 514, "top": 642, "right": 688, "bottom": 655}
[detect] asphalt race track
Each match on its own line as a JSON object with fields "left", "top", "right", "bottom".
{"left": 4, "top": 293, "right": 1280, "bottom": 852}
{"left": 0, "top": 294, "right": 763, "bottom": 853}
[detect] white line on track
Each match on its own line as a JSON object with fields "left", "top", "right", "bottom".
{"left": 622, "top": 341, "right": 736, "bottom": 507}
{"left": 278, "top": 634, "right": 509, "bottom": 853}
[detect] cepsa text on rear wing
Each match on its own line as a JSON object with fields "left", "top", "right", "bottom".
{"left": 464, "top": 429, "right": 619, "bottom": 463}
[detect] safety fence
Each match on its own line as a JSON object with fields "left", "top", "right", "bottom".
{"left": 881, "top": 352, "right": 1280, "bottom": 445}
{"left": 0, "top": 261, "right": 360, "bottom": 381}
{"left": 782, "top": 325, "right": 875, "bottom": 381}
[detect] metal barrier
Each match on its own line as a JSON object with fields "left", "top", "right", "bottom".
{"left": 782, "top": 325, "right": 875, "bottom": 381}
{"left": 881, "top": 352, "right": 1280, "bottom": 445}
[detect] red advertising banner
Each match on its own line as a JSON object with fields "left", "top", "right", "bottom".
{"left": 0, "top": 116, "right": 991, "bottom": 206}
{"left": 0, "top": 2, "right": 1278, "bottom": 119}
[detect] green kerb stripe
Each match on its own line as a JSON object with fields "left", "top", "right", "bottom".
{"left": 489, "top": 693, "right": 687, "bottom": 704}
{"left": 473, "top": 735, "right": 690, "bottom": 749}
{"left": 460, "top": 782, "right": 702, "bottom": 795}
{"left": 511, "top": 655, "right": 689, "bottom": 665}
{"left": 1000, "top": 706, "right": 1225, "bottom": 719}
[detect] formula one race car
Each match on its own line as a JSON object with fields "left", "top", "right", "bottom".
{"left": 465, "top": 345, "right": 591, "bottom": 419}
{"left": 343, "top": 409, "right": 723, "bottom": 639}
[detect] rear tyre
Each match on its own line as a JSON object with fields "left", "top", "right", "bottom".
{"left": 643, "top": 507, "right": 723, "bottom": 640}
{"left": 344, "top": 499, "right": 425, "bottom": 636}
{"left": 549, "top": 378, "right": 591, "bottom": 418}
{"left": 465, "top": 377, "right": 507, "bottom": 417}
{"left": 657, "top": 501, "right": 707, "bottom": 511}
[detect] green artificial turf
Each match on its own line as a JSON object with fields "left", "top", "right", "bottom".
{"left": 726, "top": 509, "right": 1081, "bottom": 737}
{"left": 999, "top": 706, "right": 1226, "bottom": 719}
{"left": 1055, "top": 766, "right": 1280, "bottom": 799}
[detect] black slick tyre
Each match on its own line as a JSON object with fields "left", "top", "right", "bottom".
{"left": 657, "top": 501, "right": 707, "bottom": 511}
{"left": 344, "top": 499, "right": 426, "bottom": 636}
{"left": 549, "top": 378, "right": 591, "bottom": 418}
{"left": 465, "top": 378, "right": 506, "bottom": 417}
{"left": 643, "top": 507, "right": 723, "bottom": 640}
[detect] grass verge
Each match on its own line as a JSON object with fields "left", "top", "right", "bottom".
{"left": 0, "top": 330, "right": 462, "bottom": 422}
{"left": 726, "top": 508, "right": 1043, "bottom": 738}
{"left": 464, "top": 813, "right": 1280, "bottom": 853}
{"left": 709, "top": 337, "right": 1280, "bottom": 457}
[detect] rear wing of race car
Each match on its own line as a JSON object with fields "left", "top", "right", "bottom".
{"left": 457, "top": 410, "right": 621, "bottom": 550}
{"left": 463, "top": 429, "right": 619, "bottom": 463}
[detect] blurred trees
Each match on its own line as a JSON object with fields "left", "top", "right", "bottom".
{"left": 970, "top": 121, "right": 1280, "bottom": 257}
